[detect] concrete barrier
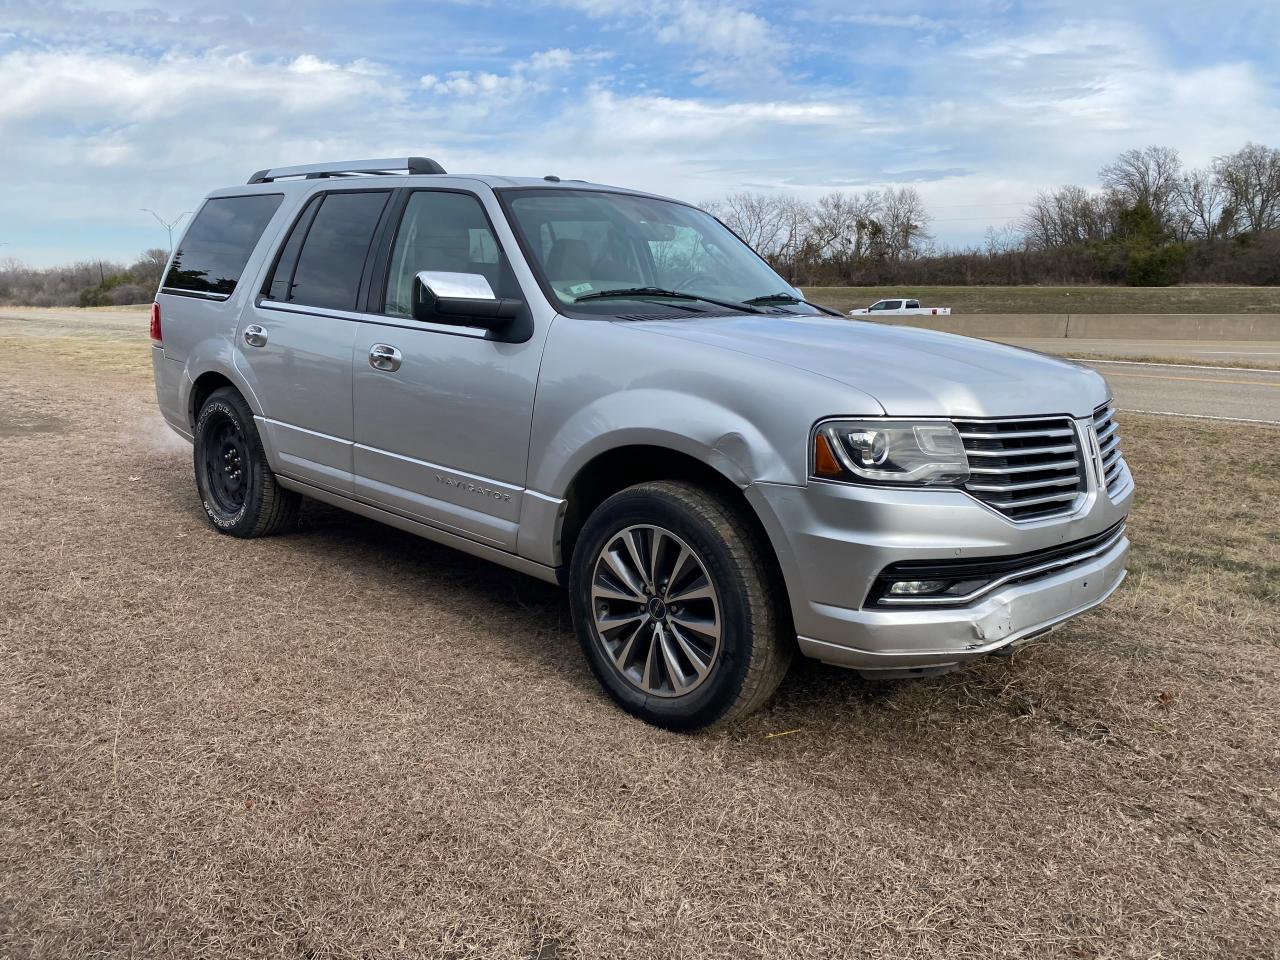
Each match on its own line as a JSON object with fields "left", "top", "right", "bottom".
{"left": 863, "top": 313, "right": 1280, "bottom": 341}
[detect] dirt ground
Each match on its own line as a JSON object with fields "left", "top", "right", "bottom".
{"left": 1, "top": 327, "right": 1278, "bottom": 959}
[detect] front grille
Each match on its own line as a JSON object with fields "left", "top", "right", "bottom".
{"left": 865, "top": 521, "right": 1126, "bottom": 608}
{"left": 1092, "top": 404, "right": 1127, "bottom": 497}
{"left": 954, "top": 416, "right": 1086, "bottom": 521}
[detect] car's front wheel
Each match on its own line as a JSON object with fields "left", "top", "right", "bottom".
{"left": 193, "top": 387, "right": 299, "bottom": 537}
{"left": 569, "top": 481, "right": 792, "bottom": 731}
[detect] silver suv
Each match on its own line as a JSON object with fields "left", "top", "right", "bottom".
{"left": 151, "top": 157, "right": 1133, "bottom": 730}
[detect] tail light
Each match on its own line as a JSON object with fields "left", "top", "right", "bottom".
{"left": 149, "top": 302, "right": 162, "bottom": 342}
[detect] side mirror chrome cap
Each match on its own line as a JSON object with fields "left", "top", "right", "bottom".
{"left": 413, "top": 270, "right": 523, "bottom": 326}
{"left": 417, "top": 270, "right": 497, "bottom": 300}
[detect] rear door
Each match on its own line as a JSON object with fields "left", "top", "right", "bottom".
{"left": 350, "top": 188, "right": 545, "bottom": 550}
{"left": 157, "top": 193, "right": 284, "bottom": 364}
{"left": 237, "top": 188, "right": 392, "bottom": 494}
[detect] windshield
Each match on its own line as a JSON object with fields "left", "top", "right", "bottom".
{"left": 501, "top": 189, "right": 812, "bottom": 315}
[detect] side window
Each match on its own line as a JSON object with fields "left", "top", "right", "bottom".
{"left": 906, "top": 299, "right": 920, "bottom": 309}
{"left": 384, "top": 191, "right": 514, "bottom": 318}
{"left": 885, "top": 300, "right": 902, "bottom": 310}
{"left": 264, "top": 194, "right": 321, "bottom": 302}
{"left": 164, "top": 194, "right": 283, "bottom": 296}
{"left": 869, "top": 300, "right": 886, "bottom": 311}
{"left": 285, "top": 191, "right": 390, "bottom": 311}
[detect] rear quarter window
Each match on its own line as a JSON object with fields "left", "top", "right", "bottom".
{"left": 163, "top": 194, "right": 283, "bottom": 296}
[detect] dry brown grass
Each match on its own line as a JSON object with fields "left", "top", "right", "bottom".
{"left": 2, "top": 330, "right": 1278, "bottom": 959}
{"left": 1064, "top": 351, "right": 1280, "bottom": 372}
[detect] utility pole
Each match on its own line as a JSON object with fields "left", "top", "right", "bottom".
{"left": 141, "top": 209, "right": 192, "bottom": 255}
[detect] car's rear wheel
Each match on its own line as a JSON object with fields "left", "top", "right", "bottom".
{"left": 569, "top": 480, "right": 792, "bottom": 731}
{"left": 193, "top": 387, "right": 299, "bottom": 537}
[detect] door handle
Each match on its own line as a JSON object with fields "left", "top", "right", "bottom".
{"left": 369, "top": 343, "right": 402, "bottom": 372}
{"left": 243, "top": 324, "right": 268, "bottom": 348}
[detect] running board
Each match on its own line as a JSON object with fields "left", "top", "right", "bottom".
{"left": 276, "top": 476, "right": 561, "bottom": 585}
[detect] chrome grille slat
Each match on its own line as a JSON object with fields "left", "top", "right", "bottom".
{"left": 998, "top": 490, "right": 1080, "bottom": 507}
{"left": 958, "top": 427, "right": 1075, "bottom": 440}
{"left": 966, "top": 475, "right": 1081, "bottom": 493}
{"left": 1091, "top": 404, "right": 1129, "bottom": 498}
{"left": 964, "top": 443, "right": 1077, "bottom": 458}
{"left": 969, "top": 457, "right": 1079, "bottom": 475}
{"left": 955, "top": 415, "right": 1086, "bottom": 521}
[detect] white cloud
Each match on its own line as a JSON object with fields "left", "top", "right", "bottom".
{"left": 556, "top": 0, "right": 789, "bottom": 85}
{"left": 420, "top": 47, "right": 594, "bottom": 101}
{"left": 0, "top": 48, "right": 395, "bottom": 126}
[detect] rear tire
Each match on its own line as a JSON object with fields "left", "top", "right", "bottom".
{"left": 193, "top": 387, "right": 299, "bottom": 538}
{"left": 569, "top": 480, "right": 792, "bottom": 731}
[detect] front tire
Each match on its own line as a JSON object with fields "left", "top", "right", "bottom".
{"left": 193, "top": 387, "right": 299, "bottom": 538}
{"left": 569, "top": 481, "right": 792, "bottom": 731}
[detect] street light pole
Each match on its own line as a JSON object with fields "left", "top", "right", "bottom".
{"left": 140, "top": 209, "right": 192, "bottom": 255}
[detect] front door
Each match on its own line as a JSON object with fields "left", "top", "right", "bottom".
{"left": 237, "top": 188, "right": 391, "bottom": 493}
{"left": 351, "top": 189, "right": 546, "bottom": 551}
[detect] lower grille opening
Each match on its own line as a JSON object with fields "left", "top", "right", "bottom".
{"left": 865, "top": 521, "right": 1126, "bottom": 609}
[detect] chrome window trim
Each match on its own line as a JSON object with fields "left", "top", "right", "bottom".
{"left": 160, "top": 287, "right": 231, "bottom": 302}
{"left": 257, "top": 298, "right": 490, "bottom": 339}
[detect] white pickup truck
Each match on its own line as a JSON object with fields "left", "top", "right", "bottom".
{"left": 849, "top": 298, "right": 952, "bottom": 317}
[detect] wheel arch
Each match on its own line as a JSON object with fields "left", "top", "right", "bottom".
{"left": 188, "top": 370, "right": 241, "bottom": 430}
{"left": 555, "top": 444, "right": 792, "bottom": 631}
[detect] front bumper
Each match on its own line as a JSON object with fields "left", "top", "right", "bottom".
{"left": 747, "top": 465, "right": 1133, "bottom": 674}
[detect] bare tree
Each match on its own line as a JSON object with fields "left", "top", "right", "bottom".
{"left": 1098, "top": 146, "right": 1183, "bottom": 225}
{"left": 1018, "top": 185, "right": 1111, "bottom": 249}
{"left": 710, "top": 192, "right": 789, "bottom": 258}
{"left": 809, "top": 190, "right": 884, "bottom": 264}
{"left": 1174, "top": 167, "right": 1235, "bottom": 241}
{"left": 1213, "top": 142, "right": 1280, "bottom": 233}
{"left": 772, "top": 195, "right": 814, "bottom": 271}
{"left": 880, "top": 187, "right": 932, "bottom": 260}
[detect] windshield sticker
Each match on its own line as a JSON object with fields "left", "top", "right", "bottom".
{"left": 568, "top": 282, "right": 593, "bottom": 295}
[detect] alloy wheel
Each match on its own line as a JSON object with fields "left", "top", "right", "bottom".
{"left": 589, "top": 524, "right": 722, "bottom": 698}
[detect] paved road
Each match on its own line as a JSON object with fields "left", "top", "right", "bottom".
{"left": 3, "top": 308, "right": 1278, "bottom": 426}
{"left": 1009, "top": 337, "right": 1280, "bottom": 366}
{"left": 1070, "top": 360, "right": 1280, "bottom": 425}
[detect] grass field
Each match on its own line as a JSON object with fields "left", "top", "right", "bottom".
{"left": 2, "top": 326, "right": 1278, "bottom": 959}
{"left": 804, "top": 285, "right": 1280, "bottom": 315}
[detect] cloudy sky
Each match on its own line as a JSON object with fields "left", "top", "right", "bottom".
{"left": 2, "top": 0, "right": 1279, "bottom": 265}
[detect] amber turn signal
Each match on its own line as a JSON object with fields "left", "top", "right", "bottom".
{"left": 814, "top": 432, "right": 841, "bottom": 477}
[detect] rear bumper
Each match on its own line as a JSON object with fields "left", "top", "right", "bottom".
{"left": 151, "top": 345, "right": 193, "bottom": 441}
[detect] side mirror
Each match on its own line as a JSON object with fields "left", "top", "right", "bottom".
{"left": 412, "top": 271, "right": 523, "bottom": 328}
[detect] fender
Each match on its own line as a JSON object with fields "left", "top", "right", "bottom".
{"left": 532, "top": 388, "right": 786, "bottom": 497}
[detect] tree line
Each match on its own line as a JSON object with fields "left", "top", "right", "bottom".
{"left": 705, "top": 142, "right": 1280, "bottom": 287}
{"left": 0, "top": 250, "right": 168, "bottom": 308}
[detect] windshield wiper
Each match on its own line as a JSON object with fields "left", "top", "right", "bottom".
{"left": 574, "top": 286, "right": 764, "bottom": 314}
{"left": 743, "top": 292, "right": 844, "bottom": 317}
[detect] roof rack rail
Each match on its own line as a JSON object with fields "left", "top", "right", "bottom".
{"left": 247, "top": 157, "right": 447, "bottom": 184}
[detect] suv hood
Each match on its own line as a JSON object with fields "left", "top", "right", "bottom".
{"left": 630, "top": 315, "right": 1109, "bottom": 419}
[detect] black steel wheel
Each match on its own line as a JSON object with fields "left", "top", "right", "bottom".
{"left": 193, "top": 387, "right": 299, "bottom": 538}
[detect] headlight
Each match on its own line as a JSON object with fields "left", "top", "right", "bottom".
{"left": 812, "top": 420, "right": 969, "bottom": 485}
